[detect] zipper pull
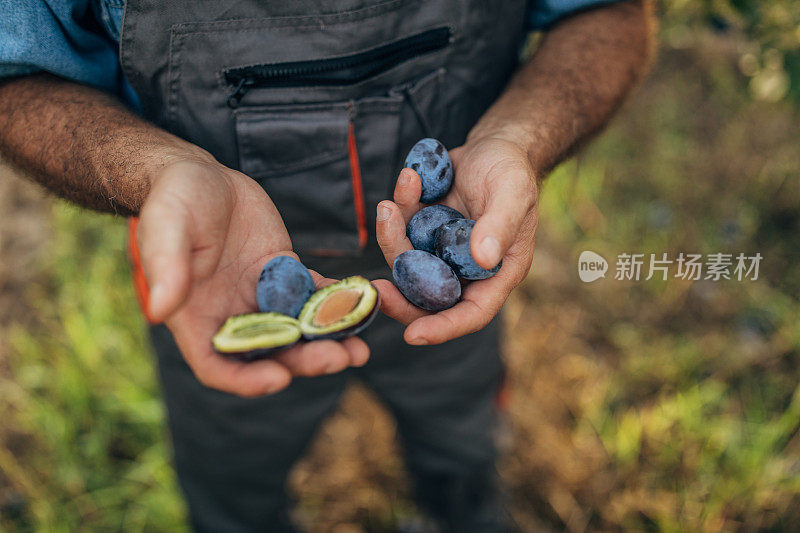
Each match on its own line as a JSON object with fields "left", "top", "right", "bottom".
{"left": 227, "top": 78, "right": 250, "bottom": 109}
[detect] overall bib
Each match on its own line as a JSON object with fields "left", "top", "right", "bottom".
{"left": 120, "top": 1, "right": 526, "bottom": 530}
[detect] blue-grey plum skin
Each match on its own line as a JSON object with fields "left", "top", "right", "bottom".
{"left": 404, "top": 138, "right": 454, "bottom": 204}
{"left": 392, "top": 250, "right": 461, "bottom": 311}
{"left": 256, "top": 256, "right": 316, "bottom": 318}
{"left": 406, "top": 205, "right": 465, "bottom": 253}
{"left": 435, "top": 219, "right": 501, "bottom": 280}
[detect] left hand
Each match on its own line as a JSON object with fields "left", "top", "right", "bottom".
{"left": 374, "top": 135, "right": 539, "bottom": 345}
{"left": 137, "top": 157, "right": 370, "bottom": 397}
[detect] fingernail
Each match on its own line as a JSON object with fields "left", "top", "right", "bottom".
{"left": 398, "top": 169, "right": 411, "bottom": 187}
{"left": 480, "top": 236, "right": 502, "bottom": 266}
{"left": 377, "top": 204, "right": 391, "bottom": 222}
{"left": 408, "top": 336, "right": 428, "bottom": 346}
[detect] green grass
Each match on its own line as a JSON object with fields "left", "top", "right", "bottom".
{"left": 0, "top": 206, "right": 186, "bottom": 532}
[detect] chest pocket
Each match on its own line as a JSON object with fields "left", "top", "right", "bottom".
{"left": 231, "top": 59, "right": 446, "bottom": 254}
{"left": 163, "top": 6, "right": 456, "bottom": 256}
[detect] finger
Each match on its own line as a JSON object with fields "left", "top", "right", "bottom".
{"left": 137, "top": 197, "right": 193, "bottom": 322}
{"left": 195, "top": 356, "right": 293, "bottom": 397}
{"left": 376, "top": 201, "right": 414, "bottom": 267}
{"left": 393, "top": 167, "right": 423, "bottom": 222}
{"left": 402, "top": 257, "right": 525, "bottom": 345}
{"left": 371, "top": 278, "right": 429, "bottom": 325}
{"left": 470, "top": 169, "right": 536, "bottom": 270}
{"left": 342, "top": 336, "right": 370, "bottom": 367}
{"left": 188, "top": 341, "right": 293, "bottom": 397}
{"left": 307, "top": 269, "right": 339, "bottom": 289}
{"left": 273, "top": 340, "right": 352, "bottom": 377}
{"left": 403, "top": 283, "right": 504, "bottom": 345}
{"left": 170, "top": 313, "right": 293, "bottom": 396}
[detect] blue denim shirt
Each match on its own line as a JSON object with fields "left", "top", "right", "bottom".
{"left": 0, "top": 0, "right": 621, "bottom": 106}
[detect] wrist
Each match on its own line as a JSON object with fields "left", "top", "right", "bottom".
{"left": 98, "top": 124, "right": 218, "bottom": 214}
{"left": 465, "top": 122, "right": 547, "bottom": 178}
{"left": 143, "top": 148, "right": 240, "bottom": 217}
{"left": 467, "top": 119, "right": 530, "bottom": 146}
{"left": 141, "top": 140, "right": 216, "bottom": 188}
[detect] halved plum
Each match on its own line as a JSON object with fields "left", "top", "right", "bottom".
{"left": 212, "top": 312, "right": 302, "bottom": 361}
{"left": 298, "top": 276, "right": 379, "bottom": 340}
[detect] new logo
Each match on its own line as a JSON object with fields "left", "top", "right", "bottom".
{"left": 578, "top": 251, "right": 608, "bottom": 282}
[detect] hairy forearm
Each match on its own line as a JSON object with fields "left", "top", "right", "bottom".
{"left": 0, "top": 74, "right": 210, "bottom": 215}
{"left": 469, "top": 0, "right": 656, "bottom": 175}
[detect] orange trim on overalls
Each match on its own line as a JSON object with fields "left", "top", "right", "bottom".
{"left": 127, "top": 217, "right": 155, "bottom": 324}
{"left": 347, "top": 122, "right": 368, "bottom": 250}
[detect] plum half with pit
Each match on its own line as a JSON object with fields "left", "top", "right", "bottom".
{"left": 434, "top": 219, "right": 501, "bottom": 280}
{"left": 392, "top": 250, "right": 461, "bottom": 311}
{"left": 298, "top": 276, "right": 379, "bottom": 341}
{"left": 404, "top": 138, "right": 454, "bottom": 204}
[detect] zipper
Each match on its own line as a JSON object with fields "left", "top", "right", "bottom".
{"left": 225, "top": 26, "right": 451, "bottom": 108}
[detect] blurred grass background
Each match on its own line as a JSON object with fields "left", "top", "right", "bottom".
{"left": 1, "top": 1, "right": 800, "bottom": 531}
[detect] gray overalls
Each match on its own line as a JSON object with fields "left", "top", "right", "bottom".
{"left": 121, "top": 1, "right": 526, "bottom": 530}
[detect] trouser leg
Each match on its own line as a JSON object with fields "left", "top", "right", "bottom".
{"left": 355, "top": 314, "right": 510, "bottom": 532}
{"left": 149, "top": 325, "right": 347, "bottom": 533}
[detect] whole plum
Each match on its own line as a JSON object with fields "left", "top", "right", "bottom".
{"left": 435, "top": 219, "right": 501, "bottom": 280}
{"left": 404, "top": 138, "right": 454, "bottom": 204}
{"left": 392, "top": 250, "right": 461, "bottom": 311}
{"left": 256, "top": 256, "right": 316, "bottom": 318}
{"left": 406, "top": 204, "right": 464, "bottom": 253}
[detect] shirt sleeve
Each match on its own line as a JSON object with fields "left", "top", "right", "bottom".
{"left": 527, "top": 0, "right": 628, "bottom": 30}
{"left": 0, "top": 0, "right": 123, "bottom": 95}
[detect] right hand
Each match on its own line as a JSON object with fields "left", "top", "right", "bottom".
{"left": 136, "top": 154, "right": 370, "bottom": 397}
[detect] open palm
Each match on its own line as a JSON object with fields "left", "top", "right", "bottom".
{"left": 137, "top": 159, "right": 369, "bottom": 397}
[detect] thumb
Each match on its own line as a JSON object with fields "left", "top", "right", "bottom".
{"left": 376, "top": 200, "right": 414, "bottom": 267}
{"left": 136, "top": 196, "right": 193, "bottom": 322}
{"left": 470, "top": 169, "right": 536, "bottom": 270}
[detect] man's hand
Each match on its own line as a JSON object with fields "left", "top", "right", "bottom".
{"left": 374, "top": 136, "right": 538, "bottom": 345}
{"left": 137, "top": 156, "right": 369, "bottom": 397}
{"left": 374, "top": 0, "right": 654, "bottom": 345}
